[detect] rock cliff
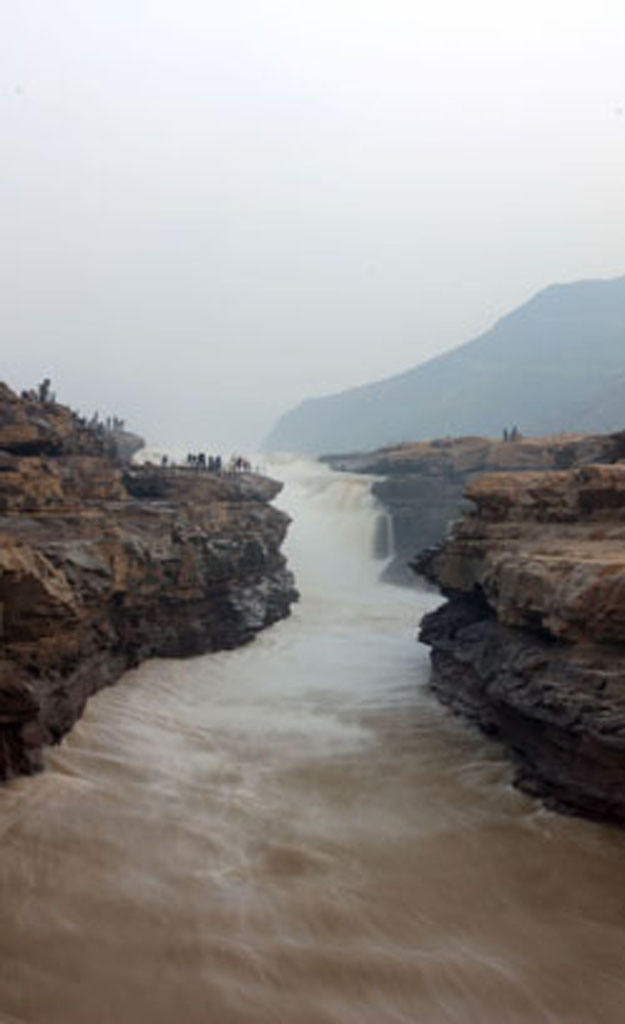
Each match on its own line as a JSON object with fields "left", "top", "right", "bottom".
{"left": 417, "top": 463, "right": 625, "bottom": 824}
{"left": 0, "top": 384, "right": 297, "bottom": 779}
{"left": 324, "top": 432, "right": 625, "bottom": 583}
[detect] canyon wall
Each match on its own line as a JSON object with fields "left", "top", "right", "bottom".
{"left": 416, "top": 464, "right": 625, "bottom": 824}
{"left": 0, "top": 384, "right": 297, "bottom": 779}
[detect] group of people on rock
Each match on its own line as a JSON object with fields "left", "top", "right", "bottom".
{"left": 183, "top": 453, "right": 252, "bottom": 474}
{"left": 185, "top": 452, "right": 222, "bottom": 471}
{"left": 229, "top": 455, "right": 252, "bottom": 473}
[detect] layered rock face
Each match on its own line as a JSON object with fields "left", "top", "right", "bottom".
{"left": 324, "top": 432, "right": 625, "bottom": 583}
{"left": 0, "top": 385, "right": 297, "bottom": 779}
{"left": 417, "top": 464, "right": 625, "bottom": 824}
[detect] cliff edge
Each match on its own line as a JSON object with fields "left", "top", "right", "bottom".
{"left": 324, "top": 432, "right": 625, "bottom": 583}
{"left": 417, "top": 463, "right": 625, "bottom": 824}
{"left": 0, "top": 384, "right": 298, "bottom": 779}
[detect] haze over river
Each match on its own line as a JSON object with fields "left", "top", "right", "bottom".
{"left": 2, "top": 459, "right": 625, "bottom": 1024}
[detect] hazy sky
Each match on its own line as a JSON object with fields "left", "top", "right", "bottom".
{"left": 2, "top": 1, "right": 625, "bottom": 449}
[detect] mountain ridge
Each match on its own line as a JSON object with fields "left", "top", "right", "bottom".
{"left": 265, "top": 274, "right": 625, "bottom": 453}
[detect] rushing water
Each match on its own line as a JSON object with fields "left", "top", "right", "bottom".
{"left": 2, "top": 458, "right": 625, "bottom": 1024}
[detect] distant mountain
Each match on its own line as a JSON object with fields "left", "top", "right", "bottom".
{"left": 265, "top": 275, "right": 625, "bottom": 454}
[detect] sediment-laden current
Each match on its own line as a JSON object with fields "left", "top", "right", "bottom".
{"left": 1, "top": 458, "right": 625, "bottom": 1024}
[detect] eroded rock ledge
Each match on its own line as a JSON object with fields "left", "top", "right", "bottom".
{"left": 417, "top": 464, "right": 625, "bottom": 824}
{"left": 0, "top": 384, "right": 298, "bottom": 779}
{"left": 324, "top": 433, "right": 625, "bottom": 583}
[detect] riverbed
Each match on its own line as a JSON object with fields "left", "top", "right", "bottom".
{"left": 1, "top": 458, "right": 625, "bottom": 1024}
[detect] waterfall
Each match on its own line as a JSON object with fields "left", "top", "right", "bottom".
{"left": 267, "top": 456, "right": 389, "bottom": 596}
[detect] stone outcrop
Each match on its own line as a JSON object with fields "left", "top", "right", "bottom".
{"left": 0, "top": 381, "right": 145, "bottom": 463}
{"left": 0, "top": 385, "right": 297, "bottom": 780}
{"left": 324, "top": 432, "right": 625, "bottom": 583}
{"left": 417, "top": 463, "right": 625, "bottom": 824}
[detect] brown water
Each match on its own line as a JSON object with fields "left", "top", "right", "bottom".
{"left": 2, "top": 459, "right": 625, "bottom": 1024}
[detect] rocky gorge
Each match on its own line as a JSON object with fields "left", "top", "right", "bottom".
{"left": 0, "top": 384, "right": 297, "bottom": 780}
{"left": 326, "top": 431, "right": 625, "bottom": 824}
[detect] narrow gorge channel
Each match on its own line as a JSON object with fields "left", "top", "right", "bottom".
{"left": 2, "top": 458, "right": 625, "bottom": 1024}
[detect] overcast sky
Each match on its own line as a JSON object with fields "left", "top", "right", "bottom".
{"left": 2, "top": 0, "right": 625, "bottom": 449}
